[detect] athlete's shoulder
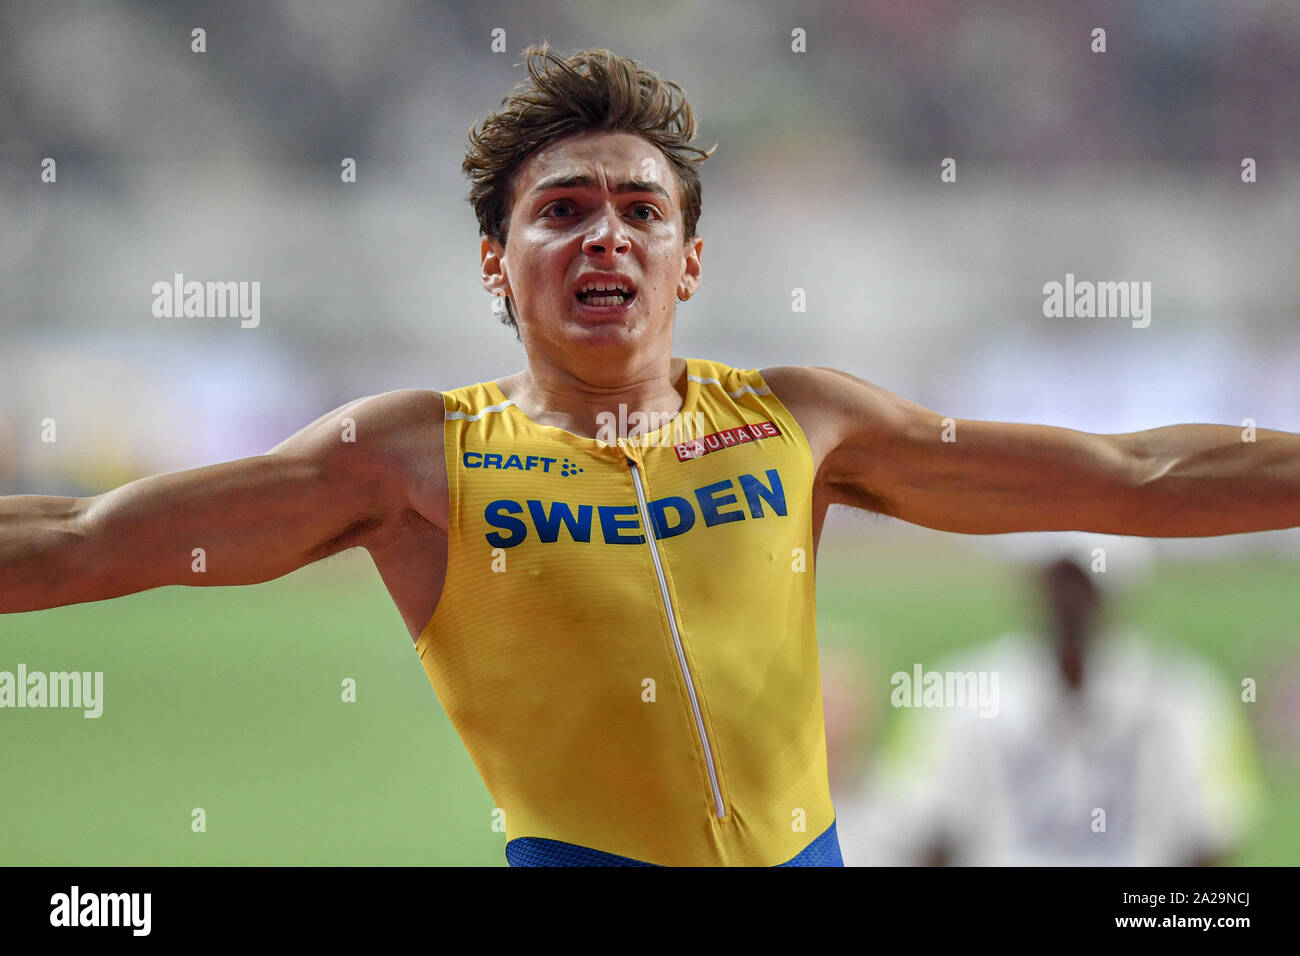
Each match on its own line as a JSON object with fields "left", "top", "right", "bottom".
{"left": 437, "top": 373, "right": 517, "bottom": 418}
{"left": 687, "top": 356, "right": 780, "bottom": 398}
{"left": 341, "top": 388, "right": 446, "bottom": 430}
{"left": 756, "top": 364, "right": 906, "bottom": 427}
{"left": 258, "top": 389, "right": 449, "bottom": 542}
{"left": 342, "top": 389, "right": 451, "bottom": 533}
{"left": 268, "top": 388, "right": 443, "bottom": 459}
{"left": 754, "top": 364, "right": 844, "bottom": 398}
{"left": 749, "top": 365, "right": 861, "bottom": 470}
{"left": 342, "top": 389, "right": 450, "bottom": 466}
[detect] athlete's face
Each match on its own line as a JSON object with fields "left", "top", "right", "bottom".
{"left": 482, "top": 130, "right": 703, "bottom": 355}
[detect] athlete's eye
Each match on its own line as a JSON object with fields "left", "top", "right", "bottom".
{"left": 543, "top": 200, "right": 659, "bottom": 221}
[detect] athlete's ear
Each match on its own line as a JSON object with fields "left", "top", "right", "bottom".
{"left": 481, "top": 237, "right": 511, "bottom": 298}
{"left": 677, "top": 236, "right": 703, "bottom": 302}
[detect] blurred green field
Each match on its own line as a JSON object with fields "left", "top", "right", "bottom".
{"left": 2, "top": 532, "right": 1297, "bottom": 866}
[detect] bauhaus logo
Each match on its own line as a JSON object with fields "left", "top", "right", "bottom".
{"left": 676, "top": 421, "right": 781, "bottom": 461}
{"left": 482, "top": 468, "right": 786, "bottom": 548}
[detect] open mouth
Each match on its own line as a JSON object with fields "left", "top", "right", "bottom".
{"left": 575, "top": 289, "right": 636, "bottom": 308}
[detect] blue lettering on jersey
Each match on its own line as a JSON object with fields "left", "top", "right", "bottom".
{"left": 739, "top": 470, "right": 788, "bottom": 517}
{"left": 528, "top": 500, "right": 593, "bottom": 543}
{"left": 482, "top": 468, "right": 785, "bottom": 548}
{"left": 464, "top": 452, "right": 556, "bottom": 472}
{"left": 648, "top": 496, "right": 695, "bottom": 539}
{"left": 695, "top": 479, "right": 745, "bottom": 527}
{"left": 599, "top": 505, "right": 644, "bottom": 545}
{"left": 484, "top": 499, "right": 528, "bottom": 548}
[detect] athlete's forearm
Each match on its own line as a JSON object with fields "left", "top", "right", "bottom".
{"left": 0, "top": 495, "right": 90, "bottom": 613}
{"left": 1125, "top": 423, "right": 1300, "bottom": 536}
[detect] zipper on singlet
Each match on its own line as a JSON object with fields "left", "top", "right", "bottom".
{"left": 625, "top": 452, "right": 727, "bottom": 821}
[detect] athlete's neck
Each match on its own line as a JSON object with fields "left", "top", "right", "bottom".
{"left": 496, "top": 356, "right": 688, "bottom": 440}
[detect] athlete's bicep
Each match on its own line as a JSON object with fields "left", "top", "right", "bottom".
{"left": 811, "top": 366, "right": 1137, "bottom": 533}
{"left": 74, "top": 393, "right": 420, "bottom": 599}
{"left": 268, "top": 388, "right": 448, "bottom": 536}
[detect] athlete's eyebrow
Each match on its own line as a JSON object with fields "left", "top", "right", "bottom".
{"left": 530, "top": 173, "right": 671, "bottom": 204}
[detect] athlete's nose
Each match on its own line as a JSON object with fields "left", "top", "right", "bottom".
{"left": 582, "top": 204, "right": 631, "bottom": 257}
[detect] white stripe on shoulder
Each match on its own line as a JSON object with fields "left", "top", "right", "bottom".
{"left": 445, "top": 399, "right": 515, "bottom": 421}
{"left": 686, "top": 372, "right": 771, "bottom": 399}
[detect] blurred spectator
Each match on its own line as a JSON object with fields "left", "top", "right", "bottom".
{"left": 832, "top": 557, "right": 1261, "bottom": 865}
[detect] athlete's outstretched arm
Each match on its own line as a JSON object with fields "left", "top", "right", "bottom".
{"left": 781, "top": 365, "right": 1300, "bottom": 536}
{"left": 0, "top": 391, "right": 435, "bottom": 613}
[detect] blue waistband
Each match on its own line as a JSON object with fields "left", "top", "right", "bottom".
{"left": 505, "top": 819, "right": 843, "bottom": 867}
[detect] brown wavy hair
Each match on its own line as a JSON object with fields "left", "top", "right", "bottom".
{"left": 463, "top": 43, "right": 716, "bottom": 336}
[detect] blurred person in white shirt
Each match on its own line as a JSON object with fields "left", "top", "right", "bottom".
{"left": 831, "top": 557, "right": 1261, "bottom": 866}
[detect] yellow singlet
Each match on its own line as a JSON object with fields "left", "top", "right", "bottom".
{"left": 414, "top": 356, "right": 840, "bottom": 866}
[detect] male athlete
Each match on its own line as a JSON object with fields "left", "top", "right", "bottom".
{"left": 3, "top": 45, "right": 1299, "bottom": 867}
